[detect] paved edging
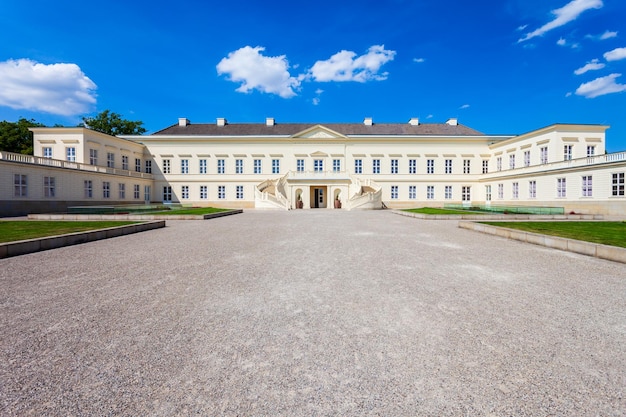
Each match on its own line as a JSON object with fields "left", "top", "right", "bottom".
{"left": 392, "top": 210, "right": 602, "bottom": 221}
{"left": 458, "top": 220, "right": 626, "bottom": 264}
{"left": 27, "top": 209, "right": 243, "bottom": 221}
{"left": 0, "top": 221, "right": 165, "bottom": 259}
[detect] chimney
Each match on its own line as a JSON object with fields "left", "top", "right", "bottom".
{"left": 408, "top": 118, "right": 419, "bottom": 126}
{"left": 363, "top": 117, "right": 373, "bottom": 126}
{"left": 178, "top": 118, "right": 189, "bottom": 127}
{"left": 216, "top": 118, "right": 227, "bottom": 127}
{"left": 266, "top": 117, "right": 275, "bottom": 126}
{"left": 446, "top": 118, "right": 458, "bottom": 126}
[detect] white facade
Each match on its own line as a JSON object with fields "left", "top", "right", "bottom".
{"left": 0, "top": 119, "right": 624, "bottom": 216}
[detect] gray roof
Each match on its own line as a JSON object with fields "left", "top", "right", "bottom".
{"left": 151, "top": 122, "right": 485, "bottom": 136}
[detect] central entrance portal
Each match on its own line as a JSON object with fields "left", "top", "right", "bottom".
{"left": 310, "top": 186, "right": 327, "bottom": 208}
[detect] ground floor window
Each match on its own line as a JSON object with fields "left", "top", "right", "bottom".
{"left": 485, "top": 185, "right": 491, "bottom": 201}
{"left": 512, "top": 182, "right": 519, "bottom": 199}
{"left": 236, "top": 185, "right": 244, "bottom": 199}
{"left": 84, "top": 180, "right": 93, "bottom": 198}
{"left": 462, "top": 186, "right": 471, "bottom": 201}
{"left": 445, "top": 185, "right": 452, "bottom": 200}
{"left": 390, "top": 185, "right": 398, "bottom": 199}
{"left": 44, "top": 176, "right": 55, "bottom": 198}
{"left": 14, "top": 174, "right": 27, "bottom": 197}
{"left": 582, "top": 176, "right": 592, "bottom": 197}
{"left": 134, "top": 184, "right": 140, "bottom": 199}
{"left": 118, "top": 183, "right": 125, "bottom": 199}
{"left": 200, "top": 185, "right": 208, "bottom": 199}
{"left": 181, "top": 185, "right": 189, "bottom": 199}
{"left": 163, "top": 186, "right": 172, "bottom": 202}
{"left": 498, "top": 183, "right": 504, "bottom": 199}
{"left": 409, "top": 185, "right": 416, "bottom": 199}
{"left": 218, "top": 185, "right": 225, "bottom": 199}
{"left": 611, "top": 173, "right": 624, "bottom": 196}
{"left": 144, "top": 186, "right": 150, "bottom": 202}
{"left": 557, "top": 178, "right": 566, "bottom": 198}
{"left": 529, "top": 180, "right": 536, "bottom": 198}
{"left": 103, "top": 182, "right": 110, "bottom": 198}
{"left": 427, "top": 185, "right": 434, "bottom": 199}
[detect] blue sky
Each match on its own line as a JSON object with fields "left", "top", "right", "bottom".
{"left": 1, "top": 0, "right": 625, "bottom": 151}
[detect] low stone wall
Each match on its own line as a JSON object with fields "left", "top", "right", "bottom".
{"left": 0, "top": 221, "right": 165, "bottom": 259}
{"left": 393, "top": 210, "right": 603, "bottom": 221}
{"left": 28, "top": 209, "right": 243, "bottom": 221}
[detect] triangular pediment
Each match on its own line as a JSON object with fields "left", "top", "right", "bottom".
{"left": 292, "top": 125, "right": 346, "bottom": 139}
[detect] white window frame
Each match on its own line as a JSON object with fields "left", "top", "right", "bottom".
{"left": 84, "top": 180, "right": 93, "bottom": 198}
{"left": 444, "top": 159, "right": 452, "bottom": 174}
{"left": 524, "top": 151, "right": 530, "bottom": 167}
{"left": 496, "top": 157, "right": 502, "bottom": 171}
{"left": 103, "top": 181, "right": 110, "bottom": 198}
{"left": 181, "top": 185, "right": 189, "bottom": 199}
{"left": 427, "top": 185, "right": 434, "bottom": 200}
{"left": 557, "top": 178, "right": 567, "bottom": 198}
{"left": 235, "top": 159, "right": 243, "bottom": 174}
{"left": 463, "top": 159, "right": 470, "bottom": 174}
{"left": 181, "top": 159, "right": 189, "bottom": 174}
{"left": 564, "top": 145, "right": 573, "bottom": 161}
{"left": 409, "top": 185, "right": 416, "bottom": 199}
{"left": 529, "top": 180, "right": 536, "bottom": 198}
{"left": 236, "top": 185, "right": 244, "bottom": 199}
{"left": 461, "top": 186, "right": 471, "bottom": 202}
{"left": 427, "top": 159, "right": 434, "bottom": 174}
{"left": 135, "top": 158, "right": 142, "bottom": 172}
{"left": 217, "top": 159, "right": 225, "bottom": 174}
{"left": 272, "top": 159, "right": 280, "bottom": 174}
{"left": 254, "top": 159, "right": 262, "bottom": 174}
{"left": 89, "top": 149, "right": 98, "bottom": 165}
{"left": 509, "top": 154, "right": 515, "bottom": 170}
{"left": 107, "top": 152, "right": 115, "bottom": 168}
{"left": 485, "top": 185, "right": 491, "bottom": 201}
{"left": 498, "top": 183, "right": 504, "bottom": 199}
{"left": 122, "top": 155, "right": 129, "bottom": 171}
{"left": 118, "top": 183, "right": 125, "bottom": 199}
{"left": 482, "top": 160, "right": 489, "bottom": 174}
{"left": 587, "top": 145, "right": 596, "bottom": 157}
{"left": 163, "top": 186, "right": 172, "bottom": 202}
{"left": 540, "top": 147, "right": 548, "bottom": 164}
{"left": 134, "top": 184, "right": 140, "bottom": 199}
{"left": 582, "top": 175, "right": 592, "bottom": 197}
{"left": 333, "top": 159, "right": 341, "bottom": 173}
{"left": 297, "top": 159, "right": 304, "bottom": 172}
{"left": 390, "top": 159, "right": 398, "bottom": 174}
{"left": 612, "top": 173, "right": 625, "bottom": 196}
{"left": 354, "top": 159, "right": 362, "bottom": 174}
{"left": 218, "top": 185, "right": 225, "bottom": 199}
{"left": 200, "top": 185, "right": 208, "bottom": 199}
{"left": 372, "top": 159, "right": 380, "bottom": 174}
{"left": 445, "top": 185, "right": 452, "bottom": 200}
{"left": 44, "top": 176, "right": 55, "bottom": 198}
{"left": 43, "top": 147, "right": 52, "bottom": 158}
{"left": 199, "top": 159, "right": 207, "bottom": 174}
{"left": 512, "top": 182, "right": 519, "bottom": 199}
{"left": 314, "top": 159, "right": 323, "bottom": 172}
{"left": 66, "top": 147, "right": 76, "bottom": 162}
{"left": 14, "top": 174, "right": 27, "bottom": 197}
{"left": 409, "top": 159, "right": 416, "bottom": 174}
{"left": 163, "top": 159, "right": 171, "bottom": 174}
{"left": 390, "top": 185, "right": 398, "bottom": 199}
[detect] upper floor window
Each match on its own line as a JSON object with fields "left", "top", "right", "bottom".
{"left": 66, "top": 147, "right": 76, "bottom": 162}
{"left": 524, "top": 150, "right": 530, "bottom": 167}
{"left": 89, "top": 149, "right": 98, "bottom": 165}
{"left": 354, "top": 159, "right": 362, "bottom": 174}
{"left": 122, "top": 155, "right": 129, "bottom": 170}
{"left": 199, "top": 159, "right": 207, "bottom": 174}
{"left": 427, "top": 159, "right": 434, "bottom": 174}
{"left": 43, "top": 147, "right": 52, "bottom": 158}
{"left": 372, "top": 159, "right": 380, "bottom": 174}
{"left": 145, "top": 160, "right": 152, "bottom": 174}
{"left": 333, "top": 159, "right": 341, "bottom": 172}
{"left": 272, "top": 159, "right": 280, "bottom": 174}
{"left": 135, "top": 158, "right": 141, "bottom": 172}
{"left": 409, "top": 159, "right": 416, "bottom": 174}
{"left": 564, "top": 145, "right": 573, "bottom": 161}
{"left": 254, "top": 159, "right": 262, "bottom": 174}
{"left": 162, "top": 159, "right": 171, "bottom": 174}
{"left": 482, "top": 160, "right": 489, "bottom": 174}
{"left": 107, "top": 152, "right": 115, "bottom": 168}
{"left": 587, "top": 145, "right": 596, "bottom": 157}
{"left": 390, "top": 159, "right": 398, "bottom": 174}
{"left": 217, "top": 159, "right": 225, "bottom": 174}
{"left": 181, "top": 159, "right": 189, "bottom": 174}
{"left": 463, "top": 159, "right": 470, "bottom": 174}
{"left": 509, "top": 154, "right": 515, "bottom": 170}
{"left": 235, "top": 159, "right": 243, "bottom": 174}
{"left": 540, "top": 147, "right": 548, "bottom": 164}
{"left": 496, "top": 157, "right": 502, "bottom": 171}
{"left": 444, "top": 159, "right": 452, "bottom": 174}
{"left": 314, "top": 159, "right": 323, "bottom": 172}
{"left": 297, "top": 159, "right": 304, "bottom": 172}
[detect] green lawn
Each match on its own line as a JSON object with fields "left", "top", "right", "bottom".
{"left": 404, "top": 207, "right": 485, "bottom": 215}
{"left": 480, "top": 221, "right": 626, "bottom": 248}
{"left": 0, "top": 221, "right": 140, "bottom": 243}
{"left": 150, "top": 207, "right": 231, "bottom": 215}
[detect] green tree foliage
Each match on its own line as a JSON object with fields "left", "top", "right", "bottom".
{"left": 81, "top": 110, "right": 146, "bottom": 136}
{"left": 0, "top": 118, "right": 45, "bottom": 155}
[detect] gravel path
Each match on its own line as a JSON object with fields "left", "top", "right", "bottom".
{"left": 1, "top": 210, "right": 625, "bottom": 416}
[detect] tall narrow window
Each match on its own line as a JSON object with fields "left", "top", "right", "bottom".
{"left": 122, "top": 155, "right": 129, "bottom": 170}
{"left": 427, "top": 185, "right": 434, "bottom": 199}
{"left": 200, "top": 185, "right": 208, "bottom": 199}
{"left": 462, "top": 186, "right": 471, "bottom": 202}
{"left": 540, "top": 147, "right": 548, "bottom": 164}
{"left": 235, "top": 159, "right": 243, "bottom": 174}
{"left": 557, "top": 178, "right": 567, "bottom": 197}
{"left": 134, "top": 184, "right": 140, "bottom": 199}
{"left": 181, "top": 159, "right": 189, "bottom": 174}
{"left": 333, "top": 159, "right": 341, "bottom": 172}
{"left": 103, "top": 181, "right": 110, "bottom": 198}
{"left": 485, "top": 185, "right": 491, "bottom": 201}
{"left": 390, "top": 185, "right": 398, "bottom": 199}
{"left": 254, "top": 159, "right": 262, "bottom": 174}
{"left": 236, "top": 185, "right": 244, "bottom": 199}
{"left": 217, "top": 159, "right": 225, "bottom": 174}
{"left": 509, "top": 154, "right": 515, "bottom": 170}
{"left": 272, "top": 159, "right": 280, "bottom": 174}
{"left": 524, "top": 150, "right": 530, "bottom": 167}
{"left": 354, "top": 159, "right": 362, "bottom": 174}
{"left": 390, "top": 159, "right": 398, "bottom": 174}
{"left": 44, "top": 176, "right": 55, "bottom": 198}
{"left": 43, "top": 147, "right": 52, "bottom": 158}
{"left": 66, "top": 147, "right": 76, "bottom": 162}
{"left": 498, "top": 183, "right": 504, "bottom": 199}
{"left": 445, "top": 159, "right": 452, "bottom": 174}
{"left": 564, "top": 145, "right": 573, "bottom": 161}
{"left": 84, "top": 180, "right": 93, "bottom": 198}
{"left": 144, "top": 185, "right": 150, "bottom": 202}
{"left": 529, "top": 180, "right": 536, "bottom": 198}
{"left": 512, "top": 182, "right": 519, "bottom": 199}
{"left": 587, "top": 145, "right": 596, "bottom": 157}
{"left": 118, "top": 183, "right": 126, "bottom": 199}
{"left": 409, "top": 185, "right": 416, "bottom": 199}
{"left": 314, "top": 159, "right": 323, "bottom": 172}
{"left": 181, "top": 185, "right": 189, "bottom": 199}
{"left": 135, "top": 158, "right": 142, "bottom": 172}
{"left": 14, "top": 174, "right": 27, "bottom": 197}
{"left": 496, "top": 157, "right": 502, "bottom": 171}
{"left": 162, "top": 159, "right": 171, "bottom": 174}
{"left": 427, "top": 159, "right": 434, "bottom": 174}
{"left": 582, "top": 175, "right": 593, "bottom": 197}
{"left": 612, "top": 173, "right": 625, "bottom": 196}
{"left": 89, "top": 149, "right": 98, "bottom": 165}
{"left": 482, "top": 160, "right": 489, "bottom": 174}
{"left": 163, "top": 186, "right": 172, "bottom": 202}
{"left": 372, "top": 159, "right": 380, "bottom": 174}
{"left": 409, "top": 159, "right": 416, "bottom": 174}
{"left": 297, "top": 159, "right": 304, "bottom": 172}
{"left": 218, "top": 185, "right": 225, "bottom": 199}
{"left": 445, "top": 185, "right": 452, "bottom": 199}
{"left": 199, "top": 159, "right": 207, "bottom": 174}
{"left": 107, "top": 152, "right": 115, "bottom": 168}
{"left": 463, "top": 159, "right": 470, "bottom": 174}
{"left": 145, "top": 160, "right": 152, "bottom": 174}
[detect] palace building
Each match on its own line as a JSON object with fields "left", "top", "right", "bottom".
{"left": 1, "top": 117, "right": 625, "bottom": 216}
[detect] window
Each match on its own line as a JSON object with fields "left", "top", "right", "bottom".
{"left": 512, "top": 182, "right": 519, "bottom": 199}
{"left": 529, "top": 180, "right": 536, "bottom": 198}
{"left": 482, "top": 160, "right": 489, "bottom": 174}
{"left": 462, "top": 186, "right": 471, "bottom": 201}
{"left": 135, "top": 158, "right": 141, "bottom": 172}
{"left": 564, "top": 145, "right": 573, "bottom": 161}
{"left": 354, "top": 159, "right": 362, "bottom": 174}
{"left": 14, "top": 174, "right": 27, "bottom": 197}
{"left": 445, "top": 159, "right": 452, "bottom": 174}
{"left": 43, "top": 147, "right": 52, "bottom": 158}
{"left": 372, "top": 159, "right": 380, "bottom": 174}
{"left": 498, "top": 183, "right": 504, "bottom": 199}
{"left": 89, "top": 149, "right": 98, "bottom": 165}
{"left": 84, "top": 180, "right": 93, "bottom": 198}
{"left": 409, "top": 159, "right": 417, "bottom": 174}
{"left": 485, "top": 185, "right": 491, "bottom": 201}
{"left": 390, "top": 159, "right": 398, "bottom": 174}
{"left": 390, "top": 185, "right": 398, "bottom": 199}
{"left": 445, "top": 185, "right": 452, "bottom": 200}
{"left": 333, "top": 159, "right": 341, "bottom": 172}
{"left": 509, "top": 154, "right": 515, "bottom": 170}
{"left": 557, "top": 178, "right": 567, "bottom": 198}
{"left": 496, "top": 157, "right": 502, "bottom": 171}
{"left": 217, "top": 159, "right": 225, "bottom": 174}
{"left": 181, "top": 185, "right": 189, "bottom": 199}
{"left": 66, "top": 147, "right": 76, "bottom": 162}
{"left": 272, "top": 159, "right": 280, "bottom": 174}
{"left": 463, "top": 159, "right": 470, "bottom": 174}
{"left": 122, "top": 155, "right": 129, "bottom": 170}
{"left": 134, "top": 184, "right": 140, "bottom": 199}
{"left": 587, "top": 145, "right": 596, "bottom": 157}
{"left": 427, "top": 159, "right": 434, "bottom": 174}
{"left": 118, "top": 183, "right": 125, "bottom": 199}
{"left": 181, "top": 159, "right": 189, "bottom": 174}
{"left": 235, "top": 159, "right": 243, "bottom": 174}
{"left": 524, "top": 150, "right": 530, "bottom": 167}
{"left": 236, "top": 185, "right": 244, "bottom": 199}
{"left": 254, "top": 159, "right": 262, "bottom": 174}
{"left": 540, "top": 147, "right": 548, "bottom": 164}
{"left": 582, "top": 176, "right": 593, "bottom": 197}
{"left": 218, "top": 185, "right": 225, "bottom": 199}
{"left": 612, "top": 173, "right": 625, "bottom": 196}
{"left": 314, "top": 159, "right": 323, "bottom": 172}
{"left": 297, "top": 159, "right": 304, "bottom": 172}
{"left": 163, "top": 159, "right": 171, "bottom": 174}
{"left": 427, "top": 185, "right": 434, "bottom": 199}
{"left": 145, "top": 160, "right": 152, "bottom": 174}
{"left": 163, "top": 186, "right": 172, "bottom": 202}
{"left": 409, "top": 185, "right": 416, "bottom": 199}
{"left": 107, "top": 152, "right": 115, "bottom": 168}
{"left": 198, "top": 159, "right": 206, "bottom": 174}
{"left": 103, "top": 181, "right": 110, "bottom": 198}
{"left": 200, "top": 185, "right": 208, "bottom": 199}
{"left": 44, "top": 176, "right": 55, "bottom": 198}
{"left": 144, "top": 186, "right": 150, "bottom": 202}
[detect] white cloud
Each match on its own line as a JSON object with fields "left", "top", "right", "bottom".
{"left": 216, "top": 46, "right": 300, "bottom": 98}
{"left": 574, "top": 59, "right": 605, "bottom": 75}
{"left": 600, "top": 30, "right": 618, "bottom": 40}
{"left": 0, "top": 58, "right": 96, "bottom": 116}
{"left": 413, "top": 58, "right": 425, "bottom": 63}
{"left": 603, "top": 47, "right": 626, "bottom": 61}
{"left": 557, "top": 37, "right": 567, "bottom": 46}
{"left": 575, "top": 73, "right": 626, "bottom": 98}
{"left": 426, "top": 114, "right": 433, "bottom": 119}
{"left": 308, "top": 45, "right": 396, "bottom": 82}
{"left": 517, "top": 24, "right": 528, "bottom": 31}
{"left": 459, "top": 104, "right": 470, "bottom": 109}
{"left": 518, "top": 0, "right": 603, "bottom": 43}
{"left": 565, "top": 91, "right": 573, "bottom": 97}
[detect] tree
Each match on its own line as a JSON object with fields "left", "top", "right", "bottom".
{"left": 0, "top": 118, "right": 45, "bottom": 155}
{"left": 81, "top": 110, "right": 146, "bottom": 136}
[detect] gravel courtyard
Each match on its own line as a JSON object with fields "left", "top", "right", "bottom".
{"left": 1, "top": 210, "right": 625, "bottom": 416}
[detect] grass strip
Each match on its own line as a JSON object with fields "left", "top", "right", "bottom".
{"left": 0, "top": 221, "right": 139, "bottom": 243}
{"left": 149, "top": 207, "right": 231, "bottom": 215}
{"left": 404, "top": 207, "right": 485, "bottom": 215}
{"left": 480, "top": 221, "right": 626, "bottom": 248}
